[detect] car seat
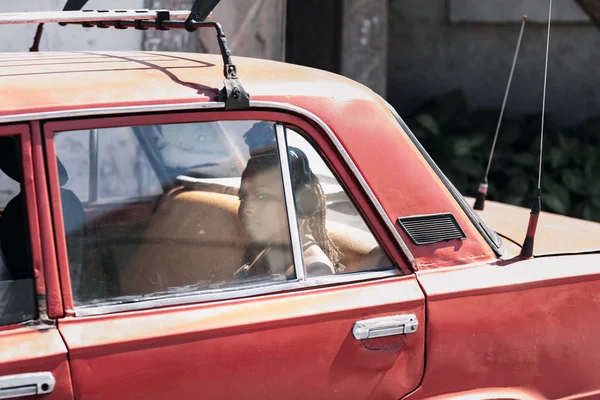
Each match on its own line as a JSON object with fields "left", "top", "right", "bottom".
{"left": 121, "top": 181, "right": 394, "bottom": 297}
{"left": 120, "top": 187, "right": 249, "bottom": 296}
{"left": 0, "top": 136, "right": 85, "bottom": 290}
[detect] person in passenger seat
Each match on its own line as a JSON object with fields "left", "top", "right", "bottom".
{"left": 234, "top": 122, "right": 344, "bottom": 280}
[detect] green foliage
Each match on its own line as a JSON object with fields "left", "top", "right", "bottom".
{"left": 405, "top": 89, "right": 600, "bottom": 222}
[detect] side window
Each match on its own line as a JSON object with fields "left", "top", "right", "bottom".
{"left": 0, "top": 165, "right": 19, "bottom": 209}
{"left": 55, "top": 130, "right": 90, "bottom": 202}
{"left": 97, "top": 127, "right": 162, "bottom": 201}
{"left": 56, "top": 128, "right": 162, "bottom": 205}
{"left": 55, "top": 121, "right": 296, "bottom": 307}
{"left": 286, "top": 128, "right": 395, "bottom": 277}
{"left": 0, "top": 135, "right": 37, "bottom": 325}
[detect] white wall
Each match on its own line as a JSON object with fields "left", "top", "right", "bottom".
{"left": 0, "top": 0, "right": 144, "bottom": 52}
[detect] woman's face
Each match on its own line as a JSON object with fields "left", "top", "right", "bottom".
{"left": 239, "top": 167, "right": 289, "bottom": 245}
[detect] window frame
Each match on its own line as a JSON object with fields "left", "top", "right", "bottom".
{"left": 0, "top": 123, "right": 48, "bottom": 325}
{"left": 43, "top": 109, "right": 408, "bottom": 317}
{"left": 57, "top": 127, "right": 166, "bottom": 206}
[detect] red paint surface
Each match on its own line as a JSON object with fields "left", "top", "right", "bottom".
{"left": 410, "top": 254, "right": 600, "bottom": 400}
{"left": 0, "top": 125, "right": 46, "bottom": 298}
{"left": 59, "top": 276, "right": 425, "bottom": 400}
{"left": 42, "top": 130, "right": 75, "bottom": 316}
{"left": 284, "top": 95, "right": 496, "bottom": 269}
{"left": 0, "top": 326, "right": 74, "bottom": 399}
{"left": 30, "top": 122, "right": 63, "bottom": 316}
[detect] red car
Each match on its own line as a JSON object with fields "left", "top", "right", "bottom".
{"left": 1, "top": 8, "right": 599, "bottom": 400}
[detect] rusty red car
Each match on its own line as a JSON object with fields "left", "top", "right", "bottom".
{"left": 0, "top": 6, "right": 599, "bottom": 400}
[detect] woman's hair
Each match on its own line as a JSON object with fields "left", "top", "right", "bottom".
{"left": 305, "top": 173, "right": 344, "bottom": 273}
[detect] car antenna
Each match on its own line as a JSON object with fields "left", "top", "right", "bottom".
{"left": 520, "top": 0, "right": 553, "bottom": 258}
{"left": 473, "top": 15, "right": 527, "bottom": 210}
{"left": 29, "top": 0, "right": 89, "bottom": 51}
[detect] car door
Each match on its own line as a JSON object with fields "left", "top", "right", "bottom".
{"left": 0, "top": 123, "right": 74, "bottom": 400}
{"left": 44, "top": 111, "right": 425, "bottom": 400}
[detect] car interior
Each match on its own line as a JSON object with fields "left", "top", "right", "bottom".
{"left": 77, "top": 173, "right": 392, "bottom": 303}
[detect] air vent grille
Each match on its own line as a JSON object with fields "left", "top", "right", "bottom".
{"left": 398, "top": 213, "right": 466, "bottom": 245}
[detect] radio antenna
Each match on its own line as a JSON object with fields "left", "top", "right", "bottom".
{"left": 474, "top": 15, "right": 527, "bottom": 210}
{"left": 521, "top": 0, "right": 552, "bottom": 258}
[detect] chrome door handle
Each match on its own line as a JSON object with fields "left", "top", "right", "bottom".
{"left": 0, "top": 372, "right": 55, "bottom": 399}
{"left": 352, "top": 314, "right": 418, "bottom": 340}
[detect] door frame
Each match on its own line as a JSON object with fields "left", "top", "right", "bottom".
{"left": 0, "top": 122, "right": 73, "bottom": 399}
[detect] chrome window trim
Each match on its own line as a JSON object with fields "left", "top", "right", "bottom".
{"left": 75, "top": 269, "right": 401, "bottom": 317}
{"left": 276, "top": 124, "right": 306, "bottom": 281}
{"left": 303, "top": 269, "right": 399, "bottom": 286}
{"left": 0, "top": 102, "right": 226, "bottom": 124}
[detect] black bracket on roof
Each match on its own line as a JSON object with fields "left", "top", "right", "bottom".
{"left": 50, "top": 5, "right": 250, "bottom": 109}
{"left": 181, "top": 19, "right": 249, "bottom": 110}
{"left": 184, "top": 0, "right": 249, "bottom": 110}
{"left": 203, "top": 22, "right": 250, "bottom": 110}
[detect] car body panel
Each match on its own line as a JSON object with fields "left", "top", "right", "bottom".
{"left": 407, "top": 387, "right": 547, "bottom": 400}
{"left": 0, "top": 326, "right": 74, "bottom": 400}
{"left": 410, "top": 254, "right": 600, "bottom": 399}
{"left": 58, "top": 275, "right": 425, "bottom": 400}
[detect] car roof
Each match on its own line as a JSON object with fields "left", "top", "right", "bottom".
{"left": 0, "top": 51, "right": 375, "bottom": 116}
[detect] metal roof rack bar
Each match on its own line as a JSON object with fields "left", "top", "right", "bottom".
{"left": 0, "top": 8, "right": 249, "bottom": 110}
{"left": 0, "top": 10, "right": 190, "bottom": 25}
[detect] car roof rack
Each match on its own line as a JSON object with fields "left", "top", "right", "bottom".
{"left": 0, "top": 6, "right": 250, "bottom": 110}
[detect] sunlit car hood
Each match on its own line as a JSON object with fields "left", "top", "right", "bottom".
{"left": 465, "top": 197, "right": 600, "bottom": 256}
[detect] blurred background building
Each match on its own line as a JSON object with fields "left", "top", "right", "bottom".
{"left": 2, "top": 0, "right": 599, "bottom": 220}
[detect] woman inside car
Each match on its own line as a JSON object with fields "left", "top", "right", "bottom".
{"left": 234, "top": 122, "right": 344, "bottom": 280}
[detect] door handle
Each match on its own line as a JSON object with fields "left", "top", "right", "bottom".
{"left": 352, "top": 314, "right": 418, "bottom": 340}
{"left": 0, "top": 372, "right": 55, "bottom": 399}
